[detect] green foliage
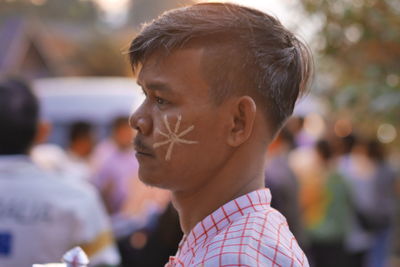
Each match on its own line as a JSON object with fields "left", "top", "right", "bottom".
{"left": 0, "top": 0, "right": 99, "bottom": 23}
{"left": 75, "top": 35, "right": 130, "bottom": 76}
{"left": 302, "top": 0, "right": 400, "bottom": 130}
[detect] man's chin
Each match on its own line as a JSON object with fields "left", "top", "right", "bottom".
{"left": 138, "top": 172, "right": 170, "bottom": 190}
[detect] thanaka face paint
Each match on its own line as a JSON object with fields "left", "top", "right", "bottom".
{"left": 153, "top": 114, "right": 199, "bottom": 161}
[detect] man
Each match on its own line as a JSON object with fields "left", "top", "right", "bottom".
{"left": 0, "top": 78, "right": 120, "bottom": 266}
{"left": 129, "top": 3, "right": 312, "bottom": 266}
{"left": 265, "top": 128, "right": 306, "bottom": 247}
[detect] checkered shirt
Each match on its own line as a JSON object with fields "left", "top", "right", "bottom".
{"left": 166, "top": 189, "right": 309, "bottom": 267}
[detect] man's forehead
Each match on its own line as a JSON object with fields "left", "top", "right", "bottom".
{"left": 137, "top": 47, "right": 206, "bottom": 87}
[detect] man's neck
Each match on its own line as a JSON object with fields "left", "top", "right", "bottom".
{"left": 171, "top": 153, "right": 265, "bottom": 235}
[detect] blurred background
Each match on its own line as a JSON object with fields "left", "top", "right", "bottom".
{"left": 0, "top": 0, "right": 399, "bottom": 267}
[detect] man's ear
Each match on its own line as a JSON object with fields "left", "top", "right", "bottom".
{"left": 227, "top": 96, "right": 257, "bottom": 147}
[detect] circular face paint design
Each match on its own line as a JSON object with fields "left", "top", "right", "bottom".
{"left": 153, "top": 114, "right": 199, "bottom": 161}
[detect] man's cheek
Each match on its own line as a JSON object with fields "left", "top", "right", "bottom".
{"left": 153, "top": 114, "right": 199, "bottom": 161}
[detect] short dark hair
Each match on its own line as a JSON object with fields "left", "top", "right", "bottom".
{"left": 316, "top": 139, "right": 332, "bottom": 161}
{"left": 340, "top": 134, "right": 357, "bottom": 154}
{"left": 69, "top": 121, "right": 93, "bottom": 144}
{"left": 0, "top": 78, "right": 39, "bottom": 155}
{"left": 367, "top": 139, "right": 385, "bottom": 162}
{"left": 129, "top": 2, "right": 313, "bottom": 135}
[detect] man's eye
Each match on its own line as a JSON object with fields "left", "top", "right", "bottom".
{"left": 156, "top": 97, "right": 167, "bottom": 105}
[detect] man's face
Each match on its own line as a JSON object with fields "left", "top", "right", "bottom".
{"left": 130, "top": 48, "right": 232, "bottom": 192}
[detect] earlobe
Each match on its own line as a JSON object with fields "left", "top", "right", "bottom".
{"left": 227, "top": 96, "right": 257, "bottom": 147}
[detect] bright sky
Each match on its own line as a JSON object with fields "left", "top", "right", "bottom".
{"left": 95, "top": 0, "right": 130, "bottom": 13}
{"left": 95, "top": 0, "right": 297, "bottom": 25}
{"left": 198, "top": 0, "right": 320, "bottom": 42}
{"left": 95, "top": 0, "right": 292, "bottom": 18}
{"left": 94, "top": 0, "right": 130, "bottom": 26}
{"left": 198, "top": 0, "right": 295, "bottom": 24}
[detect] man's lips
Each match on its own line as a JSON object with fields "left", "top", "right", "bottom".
{"left": 136, "top": 150, "right": 153, "bottom": 157}
{"left": 133, "top": 137, "right": 155, "bottom": 157}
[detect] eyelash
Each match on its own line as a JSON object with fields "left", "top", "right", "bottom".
{"left": 141, "top": 89, "right": 169, "bottom": 107}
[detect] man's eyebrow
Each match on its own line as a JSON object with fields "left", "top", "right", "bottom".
{"left": 137, "top": 81, "right": 173, "bottom": 92}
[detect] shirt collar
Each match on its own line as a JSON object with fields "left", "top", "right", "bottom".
{"left": 178, "top": 188, "right": 271, "bottom": 257}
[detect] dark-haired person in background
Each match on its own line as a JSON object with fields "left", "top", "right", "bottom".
{"left": 265, "top": 128, "right": 306, "bottom": 248}
{"left": 68, "top": 121, "right": 94, "bottom": 162}
{"left": 65, "top": 121, "right": 95, "bottom": 181}
{"left": 365, "top": 140, "right": 397, "bottom": 267}
{"left": 90, "top": 116, "right": 172, "bottom": 265}
{"left": 90, "top": 116, "right": 140, "bottom": 234}
{"left": 0, "top": 78, "right": 120, "bottom": 266}
{"left": 129, "top": 2, "right": 313, "bottom": 266}
{"left": 337, "top": 137, "right": 385, "bottom": 267}
{"left": 301, "top": 140, "right": 353, "bottom": 267}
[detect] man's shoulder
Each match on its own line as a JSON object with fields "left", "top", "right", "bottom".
{"left": 1, "top": 162, "right": 100, "bottom": 211}
{"left": 36, "top": 170, "right": 99, "bottom": 201}
{"left": 200, "top": 209, "right": 308, "bottom": 266}
{"left": 44, "top": 177, "right": 104, "bottom": 218}
{"left": 219, "top": 208, "right": 290, "bottom": 241}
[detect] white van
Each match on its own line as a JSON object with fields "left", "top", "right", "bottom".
{"left": 33, "top": 77, "right": 144, "bottom": 146}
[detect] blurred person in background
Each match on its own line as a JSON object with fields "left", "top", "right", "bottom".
{"left": 91, "top": 116, "right": 171, "bottom": 265}
{"left": 392, "top": 193, "right": 400, "bottom": 267}
{"left": 117, "top": 203, "right": 182, "bottom": 267}
{"left": 66, "top": 121, "right": 95, "bottom": 180}
{"left": 91, "top": 116, "right": 134, "bottom": 172}
{"left": 337, "top": 136, "right": 390, "bottom": 267}
{"left": 50, "top": 121, "right": 95, "bottom": 182}
{"left": 364, "top": 139, "right": 398, "bottom": 267}
{"left": 286, "top": 116, "right": 315, "bottom": 148}
{"left": 300, "top": 140, "right": 353, "bottom": 267}
{"left": 265, "top": 127, "right": 306, "bottom": 247}
{"left": 90, "top": 116, "right": 139, "bottom": 235}
{"left": 0, "top": 78, "right": 120, "bottom": 266}
{"left": 336, "top": 134, "right": 356, "bottom": 157}
{"left": 31, "top": 121, "right": 94, "bottom": 182}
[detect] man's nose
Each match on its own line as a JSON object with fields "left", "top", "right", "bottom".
{"left": 129, "top": 107, "right": 152, "bottom": 136}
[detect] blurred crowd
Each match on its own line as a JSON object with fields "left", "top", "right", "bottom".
{"left": 265, "top": 117, "right": 400, "bottom": 267}
{"left": 30, "top": 116, "right": 180, "bottom": 266}
{"left": 1, "top": 78, "right": 399, "bottom": 267}
{"left": 0, "top": 78, "right": 180, "bottom": 267}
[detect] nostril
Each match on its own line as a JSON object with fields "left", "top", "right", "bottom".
{"left": 130, "top": 115, "right": 151, "bottom": 135}
{"left": 129, "top": 114, "right": 141, "bottom": 131}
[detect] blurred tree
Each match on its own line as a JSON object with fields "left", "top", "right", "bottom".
{"left": 0, "top": 0, "right": 133, "bottom": 77}
{"left": 75, "top": 35, "right": 130, "bottom": 76}
{"left": 0, "top": 0, "right": 99, "bottom": 23}
{"left": 302, "top": 0, "right": 400, "bottom": 133}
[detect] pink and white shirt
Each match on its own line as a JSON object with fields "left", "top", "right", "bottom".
{"left": 166, "top": 189, "right": 309, "bottom": 267}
